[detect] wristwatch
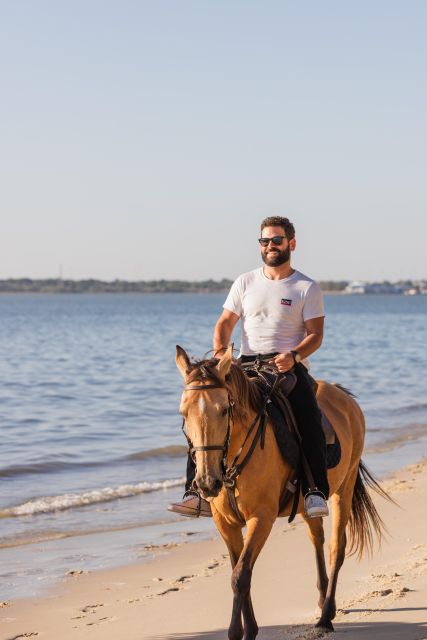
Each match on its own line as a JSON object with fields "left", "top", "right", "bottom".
{"left": 290, "top": 350, "right": 301, "bottom": 364}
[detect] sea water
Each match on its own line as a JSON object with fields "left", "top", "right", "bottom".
{"left": 0, "top": 293, "right": 426, "bottom": 599}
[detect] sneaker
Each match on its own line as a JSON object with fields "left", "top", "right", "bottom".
{"left": 304, "top": 493, "right": 329, "bottom": 518}
{"left": 167, "top": 491, "right": 212, "bottom": 518}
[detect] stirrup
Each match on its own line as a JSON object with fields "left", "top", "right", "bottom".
{"left": 304, "top": 490, "right": 329, "bottom": 519}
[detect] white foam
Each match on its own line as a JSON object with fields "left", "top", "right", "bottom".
{"left": 1, "top": 477, "right": 185, "bottom": 517}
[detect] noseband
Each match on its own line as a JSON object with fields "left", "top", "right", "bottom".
{"left": 182, "top": 383, "right": 234, "bottom": 462}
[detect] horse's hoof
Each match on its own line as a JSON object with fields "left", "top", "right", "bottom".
{"left": 315, "top": 619, "right": 334, "bottom": 632}
{"left": 242, "top": 623, "right": 258, "bottom": 639}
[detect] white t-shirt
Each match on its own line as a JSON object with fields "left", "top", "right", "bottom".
{"left": 223, "top": 268, "right": 325, "bottom": 366}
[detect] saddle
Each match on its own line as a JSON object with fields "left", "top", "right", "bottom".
{"left": 239, "top": 361, "right": 341, "bottom": 520}
{"left": 240, "top": 362, "right": 341, "bottom": 467}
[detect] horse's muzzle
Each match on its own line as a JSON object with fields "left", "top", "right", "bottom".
{"left": 195, "top": 475, "right": 223, "bottom": 499}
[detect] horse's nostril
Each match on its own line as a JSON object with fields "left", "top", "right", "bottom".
{"left": 213, "top": 479, "right": 223, "bottom": 493}
{"left": 196, "top": 476, "right": 222, "bottom": 497}
{"left": 196, "top": 479, "right": 209, "bottom": 494}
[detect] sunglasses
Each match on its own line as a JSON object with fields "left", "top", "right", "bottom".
{"left": 258, "top": 235, "right": 286, "bottom": 247}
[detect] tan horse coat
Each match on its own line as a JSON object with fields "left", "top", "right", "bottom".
{"left": 177, "top": 345, "right": 387, "bottom": 639}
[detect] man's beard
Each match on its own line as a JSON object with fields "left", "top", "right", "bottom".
{"left": 261, "top": 245, "right": 290, "bottom": 267}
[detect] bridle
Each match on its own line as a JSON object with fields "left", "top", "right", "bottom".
{"left": 181, "top": 373, "right": 287, "bottom": 524}
{"left": 182, "top": 383, "right": 234, "bottom": 470}
{"left": 182, "top": 374, "right": 281, "bottom": 487}
{"left": 181, "top": 377, "right": 272, "bottom": 489}
{"left": 180, "top": 366, "right": 303, "bottom": 525}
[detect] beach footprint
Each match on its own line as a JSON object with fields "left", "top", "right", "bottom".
{"left": 203, "top": 556, "right": 226, "bottom": 576}
{"left": 72, "top": 603, "right": 105, "bottom": 620}
{"left": 86, "top": 615, "right": 117, "bottom": 626}
{"left": 80, "top": 603, "right": 104, "bottom": 614}
{"left": 170, "top": 574, "right": 195, "bottom": 586}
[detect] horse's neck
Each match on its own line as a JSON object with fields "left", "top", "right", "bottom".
{"left": 228, "top": 410, "right": 259, "bottom": 460}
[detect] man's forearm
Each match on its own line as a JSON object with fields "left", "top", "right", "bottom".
{"left": 293, "top": 332, "right": 323, "bottom": 359}
{"left": 213, "top": 319, "right": 234, "bottom": 354}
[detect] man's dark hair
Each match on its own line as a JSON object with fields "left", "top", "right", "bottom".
{"left": 260, "top": 216, "right": 295, "bottom": 240}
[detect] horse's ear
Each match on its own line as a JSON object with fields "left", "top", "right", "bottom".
{"left": 215, "top": 344, "right": 233, "bottom": 381}
{"left": 176, "top": 345, "right": 191, "bottom": 378}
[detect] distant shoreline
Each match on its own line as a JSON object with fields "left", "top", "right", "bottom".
{"left": 0, "top": 278, "right": 424, "bottom": 294}
{"left": 0, "top": 277, "right": 346, "bottom": 294}
{"left": 0, "top": 278, "right": 234, "bottom": 294}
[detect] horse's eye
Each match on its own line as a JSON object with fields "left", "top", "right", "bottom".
{"left": 221, "top": 408, "right": 228, "bottom": 417}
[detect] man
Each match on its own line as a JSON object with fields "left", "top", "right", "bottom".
{"left": 169, "top": 216, "right": 329, "bottom": 519}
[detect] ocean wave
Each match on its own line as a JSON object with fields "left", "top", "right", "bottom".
{"left": 394, "top": 402, "right": 427, "bottom": 415}
{"left": 365, "top": 422, "right": 427, "bottom": 454}
{"left": 125, "top": 444, "right": 187, "bottom": 461}
{"left": 0, "top": 477, "right": 185, "bottom": 518}
{"left": 0, "top": 444, "right": 187, "bottom": 478}
{"left": 0, "top": 459, "right": 105, "bottom": 478}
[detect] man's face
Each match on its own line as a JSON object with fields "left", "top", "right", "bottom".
{"left": 260, "top": 226, "right": 293, "bottom": 267}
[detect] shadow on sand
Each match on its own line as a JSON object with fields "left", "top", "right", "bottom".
{"left": 147, "top": 613, "right": 427, "bottom": 640}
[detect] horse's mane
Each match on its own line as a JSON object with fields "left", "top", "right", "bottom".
{"left": 334, "top": 383, "right": 357, "bottom": 398}
{"left": 185, "top": 358, "right": 264, "bottom": 421}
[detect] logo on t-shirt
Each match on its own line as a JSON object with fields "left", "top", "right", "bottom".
{"left": 281, "top": 298, "right": 292, "bottom": 306}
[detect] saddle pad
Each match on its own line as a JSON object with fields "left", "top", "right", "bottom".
{"left": 266, "top": 401, "right": 341, "bottom": 471}
{"left": 326, "top": 438, "right": 341, "bottom": 469}
{"left": 322, "top": 411, "right": 341, "bottom": 468}
{"left": 266, "top": 401, "right": 300, "bottom": 470}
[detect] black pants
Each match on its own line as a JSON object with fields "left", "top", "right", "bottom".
{"left": 286, "top": 362, "right": 329, "bottom": 497}
{"left": 185, "top": 357, "right": 329, "bottom": 498}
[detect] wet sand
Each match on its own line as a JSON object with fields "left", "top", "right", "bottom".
{"left": 1, "top": 460, "right": 426, "bottom": 640}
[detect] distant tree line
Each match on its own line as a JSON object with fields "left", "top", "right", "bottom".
{"left": 7, "top": 278, "right": 411, "bottom": 294}
{"left": 0, "top": 278, "right": 236, "bottom": 293}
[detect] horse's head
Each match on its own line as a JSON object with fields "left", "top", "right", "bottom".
{"left": 176, "top": 345, "right": 233, "bottom": 500}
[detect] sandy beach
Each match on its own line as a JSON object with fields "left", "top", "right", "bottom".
{"left": 1, "top": 459, "right": 426, "bottom": 640}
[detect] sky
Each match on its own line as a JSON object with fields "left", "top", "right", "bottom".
{"left": 1, "top": 1, "right": 426, "bottom": 282}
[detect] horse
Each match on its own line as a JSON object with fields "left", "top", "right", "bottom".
{"left": 176, "top": 344, "right": 390, "bottom": 639}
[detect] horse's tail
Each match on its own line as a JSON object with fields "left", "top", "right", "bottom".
{"left": 347, "top": 460, "right": 395, "bottom": 560}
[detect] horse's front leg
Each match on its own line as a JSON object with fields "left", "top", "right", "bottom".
{"left": 213, "top": 511, "right": 245, "bottom": 640}
{"left": 231, "top": 514, "right": 275, "bottom": 640}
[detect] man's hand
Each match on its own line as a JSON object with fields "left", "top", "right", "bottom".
{"left": 269, "top": 316, "right": 324, "bottom": 372}
{"left": 270, "top": 352, "right": 295, "bottom": 373}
